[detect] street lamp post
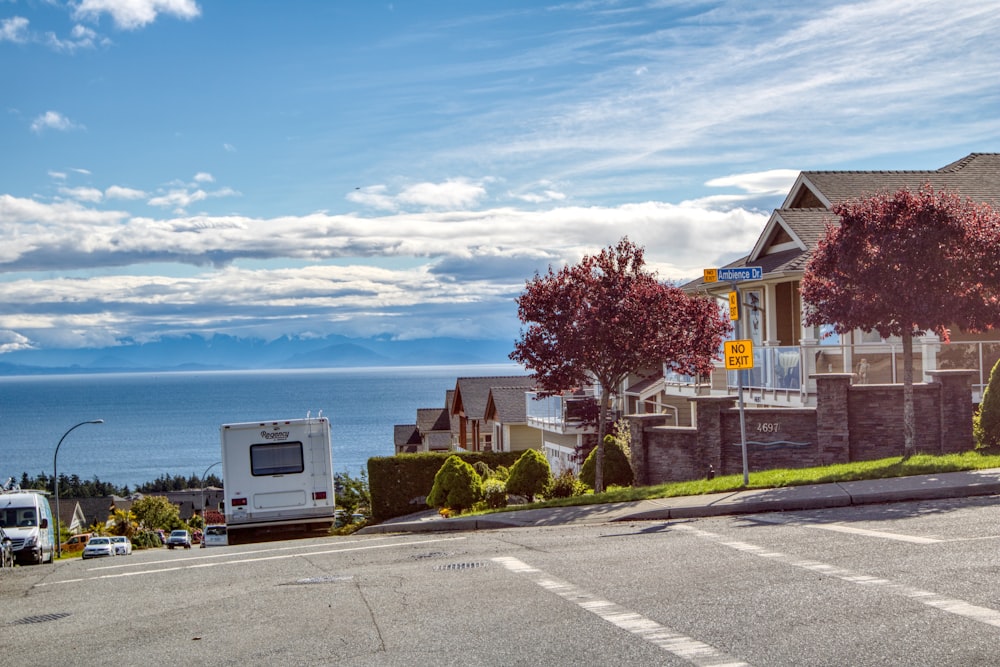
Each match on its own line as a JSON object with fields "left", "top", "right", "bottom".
{"left": 54, "top": 419, "right": 104, "bottom": 559}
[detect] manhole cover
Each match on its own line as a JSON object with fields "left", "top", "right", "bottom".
{"left": 434, "top": 562, "right": 488, "bottom": 571}
{"left": 8, "top": 612, "right": 71, "bottom": 625}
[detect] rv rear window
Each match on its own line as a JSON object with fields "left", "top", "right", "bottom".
{"left": 250, "top": 442, "right": 304, "bottom": 476}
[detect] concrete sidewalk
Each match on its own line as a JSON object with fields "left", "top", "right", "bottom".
{"left": 358, "top": 467, "right": 1000, "bottom": 535}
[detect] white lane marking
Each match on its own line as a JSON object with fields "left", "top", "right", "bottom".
{"left": 749, "top": 514, "right": 942, "bottom": 544}
{"left": 675, "top": 525, "right": 1000, "bottom": 629}
{"left": 84, "top": 534, "right": 411, "bottom": 572}
{"left": 38, "top": 537, "right": 466, "bottom": 586}
{"left": 493, "top": 556, "right": 751, "bottom": 667}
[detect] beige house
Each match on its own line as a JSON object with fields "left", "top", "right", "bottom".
{"left": 645, "top": 152, "right": 1000, "bottom": 413}
{"left": 484, "top": 385, "right": 542, "bottom": 454}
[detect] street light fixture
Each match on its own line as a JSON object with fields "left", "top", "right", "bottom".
{"left": 54, "top": 419, "right": 104, "bottom": 558}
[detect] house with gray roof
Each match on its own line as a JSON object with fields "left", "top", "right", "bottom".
{"left": 484, "top": 385, "right": 541, "bottom": 454}
{"left": 669, "top": 152, "right": 1000, "bottom": 409}
{"left": 451, "top": 376, "right": 535, "bottom": 452}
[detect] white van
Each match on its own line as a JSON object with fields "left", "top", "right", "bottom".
{"left": 201, "top": 524, "right": 228, "bottom": 547}
{"left": 0, "top": 490, "right": 55, "bottom": 564}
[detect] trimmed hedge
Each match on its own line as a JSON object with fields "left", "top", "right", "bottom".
{"left": 369, "top": 451, "right": 522, "bottom": 522}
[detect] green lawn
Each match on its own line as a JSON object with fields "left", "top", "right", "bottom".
{"left": 490, "top": 450, "right": 1000, "bottom": 513}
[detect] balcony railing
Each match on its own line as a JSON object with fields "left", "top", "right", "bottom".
{"left": 525, "top": 390, "right": 600, "bottom": 432}
{"left": 693, "top": 339, "right": 1000, "bottom": 400}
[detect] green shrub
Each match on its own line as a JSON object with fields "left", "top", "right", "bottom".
{"left": 545, "top": 469, "right": 587, "bottom": 499}
{"left": 976, "top": 357, "right": 1000, "bottom": 449}
{"left": 368, "top": 451, "right": 521, "bottom": 522}
{"left": 580, "top": 435, "right": 634, "bottom": 489}
{"left": 473, "top": 461, "right": 492, "bottom": 480}
{"left": 131, "top": 530, "right": 161, "bottom": 549}
{"left": 426, "top": 455, "right": 483, "bottom": 513}
{"left": 481, "top": 478, "right": 508, "bottom": 509}
{"left": 492, "top": 465, "right": 510, "bottom": 482}
{"left": 505, "top": 449, "right": 552, "bottom": 502}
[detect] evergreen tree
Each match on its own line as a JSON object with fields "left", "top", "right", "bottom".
{"left": 505, "top": 449, "right": 552, "bottom": 503}
{"left": 580, "top": 434, "right": 634, "bottom": 490}
{"left": 976, "top": 357, "right": 1000, "bottom": 448}
{"left": 426, "top": 455, "right": 482, "bottom": 513}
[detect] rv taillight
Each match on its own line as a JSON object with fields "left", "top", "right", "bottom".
{"left": 313, "top": 491, "right": 327, "bottom": 500}
{"left": 231, "top": 497, "right": 248, "bottom": 506}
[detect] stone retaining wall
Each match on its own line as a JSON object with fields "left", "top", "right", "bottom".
{"left": 630, "top": 370, "right": 975, "bottom": 485}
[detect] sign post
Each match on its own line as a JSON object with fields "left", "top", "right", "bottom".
{"left": 725, "top": 340, "right": 754, "bottom": 485}
{"left": 705, "top": 265, "right": 762, "bottom": 486}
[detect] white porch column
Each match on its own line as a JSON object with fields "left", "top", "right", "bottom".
{"left": 920, "top": 333, "right": 941, "bottom": 383}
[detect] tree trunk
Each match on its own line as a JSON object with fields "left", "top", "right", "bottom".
{"left": 902, "top": 330, "right": 915, "bottom": 457}
{"left": 594, "top": 389, "right": 607, "bottom": 494}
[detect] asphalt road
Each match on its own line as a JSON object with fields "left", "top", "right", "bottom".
{"left": 4, "top": 495, "right": 1000, "bottom": 666}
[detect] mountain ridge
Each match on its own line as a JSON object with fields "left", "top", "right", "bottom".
{"left": 0, "top": 333, "right": 516, "bottom": 375}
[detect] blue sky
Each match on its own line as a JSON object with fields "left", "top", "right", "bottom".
{"left": 2, "top": 0, "right": 999, "bottom": 354}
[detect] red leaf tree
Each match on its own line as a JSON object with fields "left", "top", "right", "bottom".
{"left": 801, "top": 185, "right": 1000, "bottom": 455}
{"left": 510, "top": 237, "right": 731, "bottom": 492}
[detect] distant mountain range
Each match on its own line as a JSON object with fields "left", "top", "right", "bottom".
{"left": 0, "top": 333, "right": 518, "bottom": 375}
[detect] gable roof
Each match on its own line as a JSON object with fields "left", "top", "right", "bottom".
{"left": 416, "top": 407, "right": 451, "bottom": 433}
{"left": 452, "top": 376, "right": 534, "bottom": 421}
{"left": 786, "top": 152, "right": 1000, "bottom": 209}
{"left": 394, "top": 424, "right": 420, "bottom": 448}
{"left": 484, "top": 385, "right": 530, "bottom": 423}
{"left": 685, "top": 153, "right": 1000, "bottom": 293}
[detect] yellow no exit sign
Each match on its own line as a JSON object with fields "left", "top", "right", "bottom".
{"left": 724, "top": 339, "right": 754, "bottom": 369}
{"left": 729, "top": 291, "right": 739, "bottom": 320}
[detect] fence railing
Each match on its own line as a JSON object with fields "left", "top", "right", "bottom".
{"left": 707, "top": 339, "right": 1000, "bottom": 396}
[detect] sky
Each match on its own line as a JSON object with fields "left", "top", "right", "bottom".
{"left": 2, "top": 0, "right": 999, "bottom": 355}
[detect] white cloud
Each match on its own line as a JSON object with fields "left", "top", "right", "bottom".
{"left": 30, "top": 110, "right": 83, "bottom": 133}
{"left": 73, "top": 0, "right": 201, "bottom": 30}
{"left": 193, "top": 172, "right": 214, "bottom": 183}
{"left": 706, "top": 169, "right": 800, "bottom": 196}
{"left": 45, "top": 24, "right": 103, "bottom": 52}
{"left": 398, "top": 178, "right": 488, "bottom": 209}
{"left": 147, "top": 188, "right": 207, "bottom": 210}
{"left": 106, "top": 185, "right": 147, "bottom": 200}
{"left": 59, "top": 186, "right": 104, "bottom": 203}
{"left": 347, "top": 178, "right": 489, "bottom": 212}
{"left": 0, "top": 16, "right": 29, "bottom": 43}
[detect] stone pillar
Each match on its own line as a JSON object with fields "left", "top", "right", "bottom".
{"left": 813, "top": 373, "right": 853, "bottom": 464}
{"left": 691, "top": 396, "right": 737, "bottom": 476}
{"left": 627, "top": 414, "right": 670, "bottom": 486}
{"left": 927, "top": 369, "right": 976, "bottom": 454}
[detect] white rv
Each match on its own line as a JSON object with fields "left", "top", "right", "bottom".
{"left": 0, "top": 488, "right": 55, "bottom": 565}
{"left": 220, "top": 416, "right": 335, "bottom": 543}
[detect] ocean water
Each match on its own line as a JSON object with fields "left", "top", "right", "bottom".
{"left": 0, "top": 364, "right": 521, "bottom": 490}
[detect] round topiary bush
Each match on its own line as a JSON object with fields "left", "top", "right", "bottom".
{"left": 580, "top": 435, "right": 634, "bottom": 490}
{"left": 481, "top": 478, "right": 508, "bottom": 509}
{"left": 426, "top": 455, "right": 483, "bottom": 513}
{"left": 976, "top": 357, "right": 1000, "bottom": 449}
{"left": 505, "top": 449, "right": 552, "bottom": 503}
{"left": 545, "top": 469, "right": 587, "bottom": 499}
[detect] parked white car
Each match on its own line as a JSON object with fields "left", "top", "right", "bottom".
{"left": 166, "top": 529, "right": 192, "bottom": 549}
{"left": 110, "top": 535, "right": 132, "bottom": 555}
{"left": 201, "top": 524, "right": 228, "bottom": 547}
{"left": 82, "top": 536, "right": 116, "bottom": 559}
